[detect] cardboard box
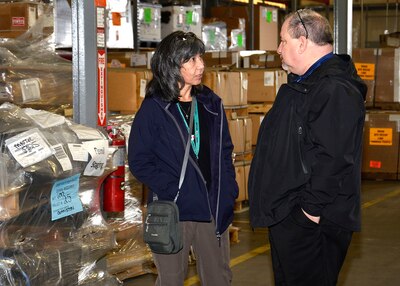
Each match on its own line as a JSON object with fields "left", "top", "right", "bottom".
{"left": 219, "top": 51, "right": 240, "bottom": 67}
{"left": 203, "top": 70, "right": 248, "bottom": 106}
{"left": 375, "top": 48, "right": 400, "bottom": 104}
{"left": 255, "top": 6, "right": 279, "bottom": 51}
{"left": 249, "top": 114, "right": 265, "bottom": 145}
{"left": 228, "top": 117, "right": 252, "bottom": 154}
{"left": 107, "top": 51, "right": 154, "bottom": 68}
{"left": 241, "top": 50, "right": 282, "bottom": 69}
{"left": 211, "top": 5, "right": 279, "bottom": 51}
{"left": 203, "top": 51, "right": 239, "bottom": 68}
{"left": 235, "top": 161, "right": 251, "bottom": 202}
{"left": 0, "top": 2, "right": 38, "bottom": 38}
{"left": 362, "top": 111, "right": 400, "bottom": 179}
{"left": 245, "top": 69, "right": 287, "bottom": 102}
{"left": 352, "top": 48, "right": 377, "bottom": 107}
{"left": 107, "top": 68, "right": 152, "bottom": 113}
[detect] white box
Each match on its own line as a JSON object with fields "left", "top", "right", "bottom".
{"left": 138, "top": 3, "right": 162, "bottom": 42}
{"left": 161, "top": 5, "right": 202, "bottom": 39}
{"left": 107, "top": 0, "right": 134, "bottom": 49}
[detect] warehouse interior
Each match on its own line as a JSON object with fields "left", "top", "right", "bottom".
{"left": 1, "top": 0, "right": 400, "bottom": 285}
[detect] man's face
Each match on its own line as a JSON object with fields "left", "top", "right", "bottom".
{"left": 277, "top": 20, "right": 301, "bottom": 75}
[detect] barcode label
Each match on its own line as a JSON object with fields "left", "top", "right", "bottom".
{"left": 52, "top": 144, "right": 72, "bottom": 171}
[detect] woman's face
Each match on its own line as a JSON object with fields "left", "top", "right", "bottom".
{"left": 180, "top": 54, "right": 205, "bottom": 87}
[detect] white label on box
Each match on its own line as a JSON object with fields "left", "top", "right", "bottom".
{"left": 5, "top": 128, "right": 53, "bottom": 168}
{"left": 19, "top": 78, "right": 41, "bottom": 103}
{"left": 388, "top": 114, "right": 400, "bottom": 132}
{"left": 83, "top": 140, "right": 108, "bottom": 176}
{"left": 28, "top": 7, "right": 36, "bottom": 27}
{"left": 242, "top": 78, "right": 248, "bottom": 90}
{"left": 273, "top": 10, "right": 278, "bottom": 22}
{"left": 267, "top": 54, "right": 275, "bottom": 62}
{"left": 140, "top": 79, "right": 147, "bottom": 98}
{"left": 52, "top": 144, "right": 73, "bottom": 171}
{"left": 68, "top": 144, "right": 89, "bottom": 162}
{"left": 394, "top": 48, "right": 400, "bottom": 103}
{"left": 131, "top": 53, "right": 147, "bottom": 66}
{"left": 243, "top": 57, "right": 250, "bottom": 68}
{"left": 264, "top": 71, "right": 274, "bottom": 87}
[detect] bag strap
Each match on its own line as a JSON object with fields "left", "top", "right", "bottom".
{"left": 175, "top": 96, "right": 196, "bottom": 202}
{"left": 153, "top": 97, "right": 196, "bottom": 203}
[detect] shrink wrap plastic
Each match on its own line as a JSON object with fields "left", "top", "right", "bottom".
{"left": 0, "top": 104, "right": 150, "bottom": 285}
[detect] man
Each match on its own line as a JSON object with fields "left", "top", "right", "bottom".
{"left": 248, "top": 9, "right": 367, "bottom": 286}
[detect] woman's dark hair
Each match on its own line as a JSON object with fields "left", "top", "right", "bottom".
{"left": 146, "top": 31, "right": 205, "bottom": 102}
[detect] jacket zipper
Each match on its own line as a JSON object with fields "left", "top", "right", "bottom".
{"left": 215, "top": 102, "right": 224, "bottom": 242}
{"left": 297, "top": 123, "right": 308, "bottom": 175}
{"left": 164, "top": 100, "right": 213, "bottom": 218}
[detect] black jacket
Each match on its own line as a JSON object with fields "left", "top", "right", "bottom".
{"left": 248, "top": 54, "right": 367, "bottom": 231}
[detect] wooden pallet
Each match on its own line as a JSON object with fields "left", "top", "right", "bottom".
{"left": 247, "top": 102, "right": 274, "bottom": 114}
{"left": 373, "top": 102, "right": 400, "bottom": 110}
{"left": 224, "top": 105, "right": 249, "bottom": 119}
{"left": 362, "top": 172, "right": 398, "bottom": 181}
{"left": 229, "top": 225, "right": 240, "bottom": 244}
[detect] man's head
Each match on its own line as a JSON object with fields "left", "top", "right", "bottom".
{"left": 277, "top": 9, "right": 333, "bottom": 75}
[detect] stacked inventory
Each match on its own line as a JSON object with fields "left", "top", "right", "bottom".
{"left": 353, "top": 47, "right": 400, "bottom": 179}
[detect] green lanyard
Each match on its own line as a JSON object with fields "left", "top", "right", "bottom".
{"left": 177, "top": 100, "right": 200, "bottom": 158}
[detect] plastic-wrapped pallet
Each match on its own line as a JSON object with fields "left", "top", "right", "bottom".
{"left": 0, "top": 102, "right": 121, "bottom": 285}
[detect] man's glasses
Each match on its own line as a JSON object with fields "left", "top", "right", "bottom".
{"left": 297, "top": 10, "right": 309, "bottom": 39}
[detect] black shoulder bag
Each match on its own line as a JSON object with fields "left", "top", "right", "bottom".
{"left": 143, "top": 97, "right": 195, "bottom": 254}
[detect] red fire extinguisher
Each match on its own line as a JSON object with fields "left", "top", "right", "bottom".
{"left": 103, "top": 126, "right": 126, "bottom": 212}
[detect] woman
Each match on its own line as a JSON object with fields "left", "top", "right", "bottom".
{"left": 128, "top": 31, "right": 238, "bottom": 285}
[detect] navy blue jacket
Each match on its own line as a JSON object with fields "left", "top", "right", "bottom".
{"left": 248, "top": 54, "right": 367, "bottom": 231}
{"left": 128, "top": 85, "right": 238, "bottom": 236}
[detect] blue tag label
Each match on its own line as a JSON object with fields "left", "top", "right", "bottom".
{"left": 51, "top": 173, "right": 83, "bottom": 221}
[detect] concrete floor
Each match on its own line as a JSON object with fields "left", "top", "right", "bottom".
{"left": 123, "top": 180, "right": 400, "bottom": 285}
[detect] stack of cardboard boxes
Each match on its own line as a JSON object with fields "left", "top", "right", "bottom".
{"left": 353, "top": 47, "right": 400, "bottom": 179}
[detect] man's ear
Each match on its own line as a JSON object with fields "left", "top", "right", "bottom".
{"left": 298, "top": 36, "right": 308, "bottom": 54}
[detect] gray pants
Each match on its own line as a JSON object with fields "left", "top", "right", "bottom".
{"left": 153, "top": 220, "right": 232, "bottom": 286}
